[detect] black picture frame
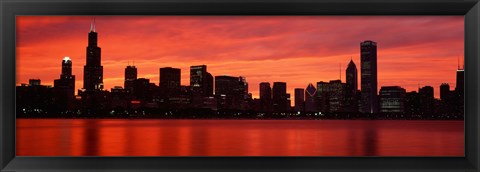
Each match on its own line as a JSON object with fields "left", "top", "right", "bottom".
{"left": 1, "top": 0, "right": 479, "bottom": 171}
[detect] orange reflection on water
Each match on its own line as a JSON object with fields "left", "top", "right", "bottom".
{"left": 16, "top": 119, "right": 464, "bottom": 156}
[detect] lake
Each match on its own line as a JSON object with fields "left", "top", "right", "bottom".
{"left": 16, "top": 119, "right": 464, "bottom": 156}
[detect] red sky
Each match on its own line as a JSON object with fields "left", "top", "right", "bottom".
{"left": 16, "top": 16, "right": 464, "bottom": 102}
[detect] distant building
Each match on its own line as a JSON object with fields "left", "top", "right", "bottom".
{"left": 440, "top": 83, "right": 451, "bottom": 101}
{"left": 379, "top": 86, "right": 406, "bottom": 113}
{"left": 83, "top": 19, "right": 103, "bottom": 91}
{"left": 345, "top": 58, "right": 358, "bottom": 112}
{"left": 328, "top": 80, "right": 345, "bottom": 112}
{"left": 124, "top": 65, "right": 137, "bottom": 91}
{"left": 305, "top": 83, "right": 317, "bottom": 112}
{"left": 160, "top": 67, "right": 181, "bottom": 94}
{"left": 294, "top": 88, "right": 305, "bottom": 112}
{"left": 419, "top": 86, "right": 434, "bottom": 114}
{"left": 360, "top": 40, "right": 378, "bottom": 114}
{"left": 259, "top": 82, "right": 272, "bottom": 112}
{"left": 29, "top": 79, "right": 41, "bottom": 86}
{"left": 455, "top": 68, "right": 464, "bottom": 98}
{"left": 316, "top": 81, "right": 330, "bottom": 112}
{"left": 190, "top": 65, "right": 213, "bottom": 96}
{"left": 53, "top": 57, "right": 76, "bottom": 111}
{"left": 215, "top": 75, "right": 248, "bottom": 110}
{"left": 272, "top": 82, "right": 287, "bottom": 112}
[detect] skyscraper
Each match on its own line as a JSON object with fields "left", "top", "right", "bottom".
{"left": 294, "top": 88, "right": 305, "bottom": 112}
{"left": 160, "top": 67, "right": 181, "bottom": 94}
{"left": 360, "top": 40, "right": 378, "bottom": 114}
{"left": 259, "top": 82, "right": 272, "bottom": 112}
{"left": 54, "top": 57, "right": 75, "bottom": 93}
{"left": 305, "top": 83, "right": 317, "bottom": 112}
{"left": 83, "top": 19, "right": 103, "bottom": 91}
{"left": 215, "top": 75, "right": 246, "bottom": 110}
{"left": 440, "top": 83, "right": 450, "bottom": 101}
{"left": 190, "top": 65, "right": 213, "bottom": 96}
{"left": 345, "top": 58, "right": 358, "bottom": 112}
{"left": 455, "top": 67, "right": 464, "bottom": 98}
{"left": 272, "top": 82, "right": 287, "bottom": 112}
{"left": 124, "top": 65, "right": 137, "bottom": 91}
{"left": 54, "top": 57, "right": 76, "bottom": 111}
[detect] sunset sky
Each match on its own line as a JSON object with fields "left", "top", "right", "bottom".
{"left": 16, "top": 16, "right": 464, "bottom": 102}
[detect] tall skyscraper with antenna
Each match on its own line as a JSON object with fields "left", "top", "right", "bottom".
{"left": 83, "top": 18, "right": 104, "bottom": 91}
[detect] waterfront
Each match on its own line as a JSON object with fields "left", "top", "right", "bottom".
{"left": 16, "top": 119, "right": 464, "bottom": 156}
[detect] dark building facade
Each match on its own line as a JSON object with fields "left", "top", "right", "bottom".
{"left": 124, "top": 65, "right": 137, "bottom": 91}
{"left": 440, "top": 83, "right": 451, "bottom": 101}
{"left": 53, "top": 57, "right": 76, "bottom": 111}
{"left": 272, "top": 82, "right": 287, "bottom": 112}
{"left": 419, "top": 86, "right": 434, "bottom": 115}
{"left": 360, "top": 40, "right": 378, "bottom": 114}
{"left": 305, "top": 83, "right": 317, "bottom": 112}
{"left": 316, "top": 81, "right": 330, "bottom": 112}
{"left": 215, "top": 75, "right": 248, "bottom": 110}
{"left": 328, "top": 80, "right": 345, "bottom": 113}
{"left": 294, "top": 88, "right": 305, "bottom": 112}
{"left": 259, "top": 82, "right": 272, "bottom": 112}
{"left": 160, "top": 67, "right": 181, "bottom": 94}
{"left": 83, "top": 20, "right": 104, "bottom": 91}
{"left": 345, "top": 59, "right": 358, "bottom": 112}
{"left": 379, "top": 86, "right": 406, "bottom": 113}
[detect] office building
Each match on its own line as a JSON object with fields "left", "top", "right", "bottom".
{"left": 360, "top": 40, "right": 378, "bottom": 113}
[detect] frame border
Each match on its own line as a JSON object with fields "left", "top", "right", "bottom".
{"left": 1, "top": 0, "right": 479, "bottom": 171}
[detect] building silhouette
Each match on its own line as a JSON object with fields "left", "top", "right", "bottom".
{"left": 294, "top": 88, "right": 305, "bottom": 112}
{"left": 379, "top": 86, "right": 406, "bottom": 113}
{"left": 360, "top": 40, "right": 379, "bottom": 114}
{"left": 272, "top": 82, "right": 287, "bottom": 112}
{"left": 124, "top": 65, "right": 137, "bottom": 91}
{"left": 160, "top": 67, "right": 181, "bottom": 94}
{"left": 345, "top": 58, "right": 358, "bottom": 112}
{"left": 83, "top": 19, "right": 103, "bottom": 91}
{"left": 316, "top": 81, "right": 330, "bottom": 112}
{"left": 305, "top": 83, "right": 317, "bottom": 112}
{"left": 29, "top": 79, "right": 41, "bottom": 86}
{"left": 328, "top": 80, "right": 345, "bottom": 112}
{"left": 440, "top": 83, "right": 450, "bottom": 101}
{"left": 259, "top": 82, "right": 272, "bottom": 112}
{"left": 53, "top": 57, "right": 76, "bottom": 111}
{"left": 215, "top": 75, "right": 248, "bottom": 110}
{"left": 190, "top": 65, "right": 213, "bottom": 96}
{"left": 419, "top": 86, "right": 434, "bottom": 115}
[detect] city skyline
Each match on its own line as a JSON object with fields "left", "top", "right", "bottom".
{"left": 17, "top": 16, "right": 464, "bottom": 101}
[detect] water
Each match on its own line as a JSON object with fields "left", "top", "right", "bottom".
{"left": 16, "top": 119, "right": 464, "bottom": 156}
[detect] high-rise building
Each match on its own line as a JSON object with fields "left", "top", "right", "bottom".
{"left": 316, "top": 81, "right": 330, "bottom": 112}
{"left": 190, "top": 65, "right": 213, "bottom": 96}
{"left": 440, "top": 83, "right": 450, "bottom": 101}
{"left": 259, "top": 82, "right": 272, "bottom": 112}
{"left": 328, "top": 80, "right": 345, "bottom": 112}
{"left": 360, "top": 40, "right": 378, "bottom": 114}
{"left": 83, "top": 19, "right": 104, "bottom": 91}
{"left": 124, "top": 65, "right": 137, "bottom": 91}
{"left": 160, "top": 67, "right": 181, "bottom": 94}
{"left": 419, "top": 86, "right": 434, "bottom": 114}
{"left": 379, "top": 86, "right": 406, "bottom": 113}
{"left": 272, "top": 82, "right": 287, "bottom": 112}
{"left": 54, "top": 57, "right": 76, "bottom": 111}
{"left": 305, "top": 83, "right": 317, "bottom": 112}
{"left": 294, "top": 88, "right": 305, "bottom": 112}
{"left": 345, "top": 58, "right": 358, "bottom": 112}
{"left": 456, "top": 68, "right": 464, "bottom": 98}
{"left": 215, "top": 75, "right": 246, "bottom": 110}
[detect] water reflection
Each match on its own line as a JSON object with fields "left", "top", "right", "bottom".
{"left": 16, "top": 119, "right": 464, "bottom": 156}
